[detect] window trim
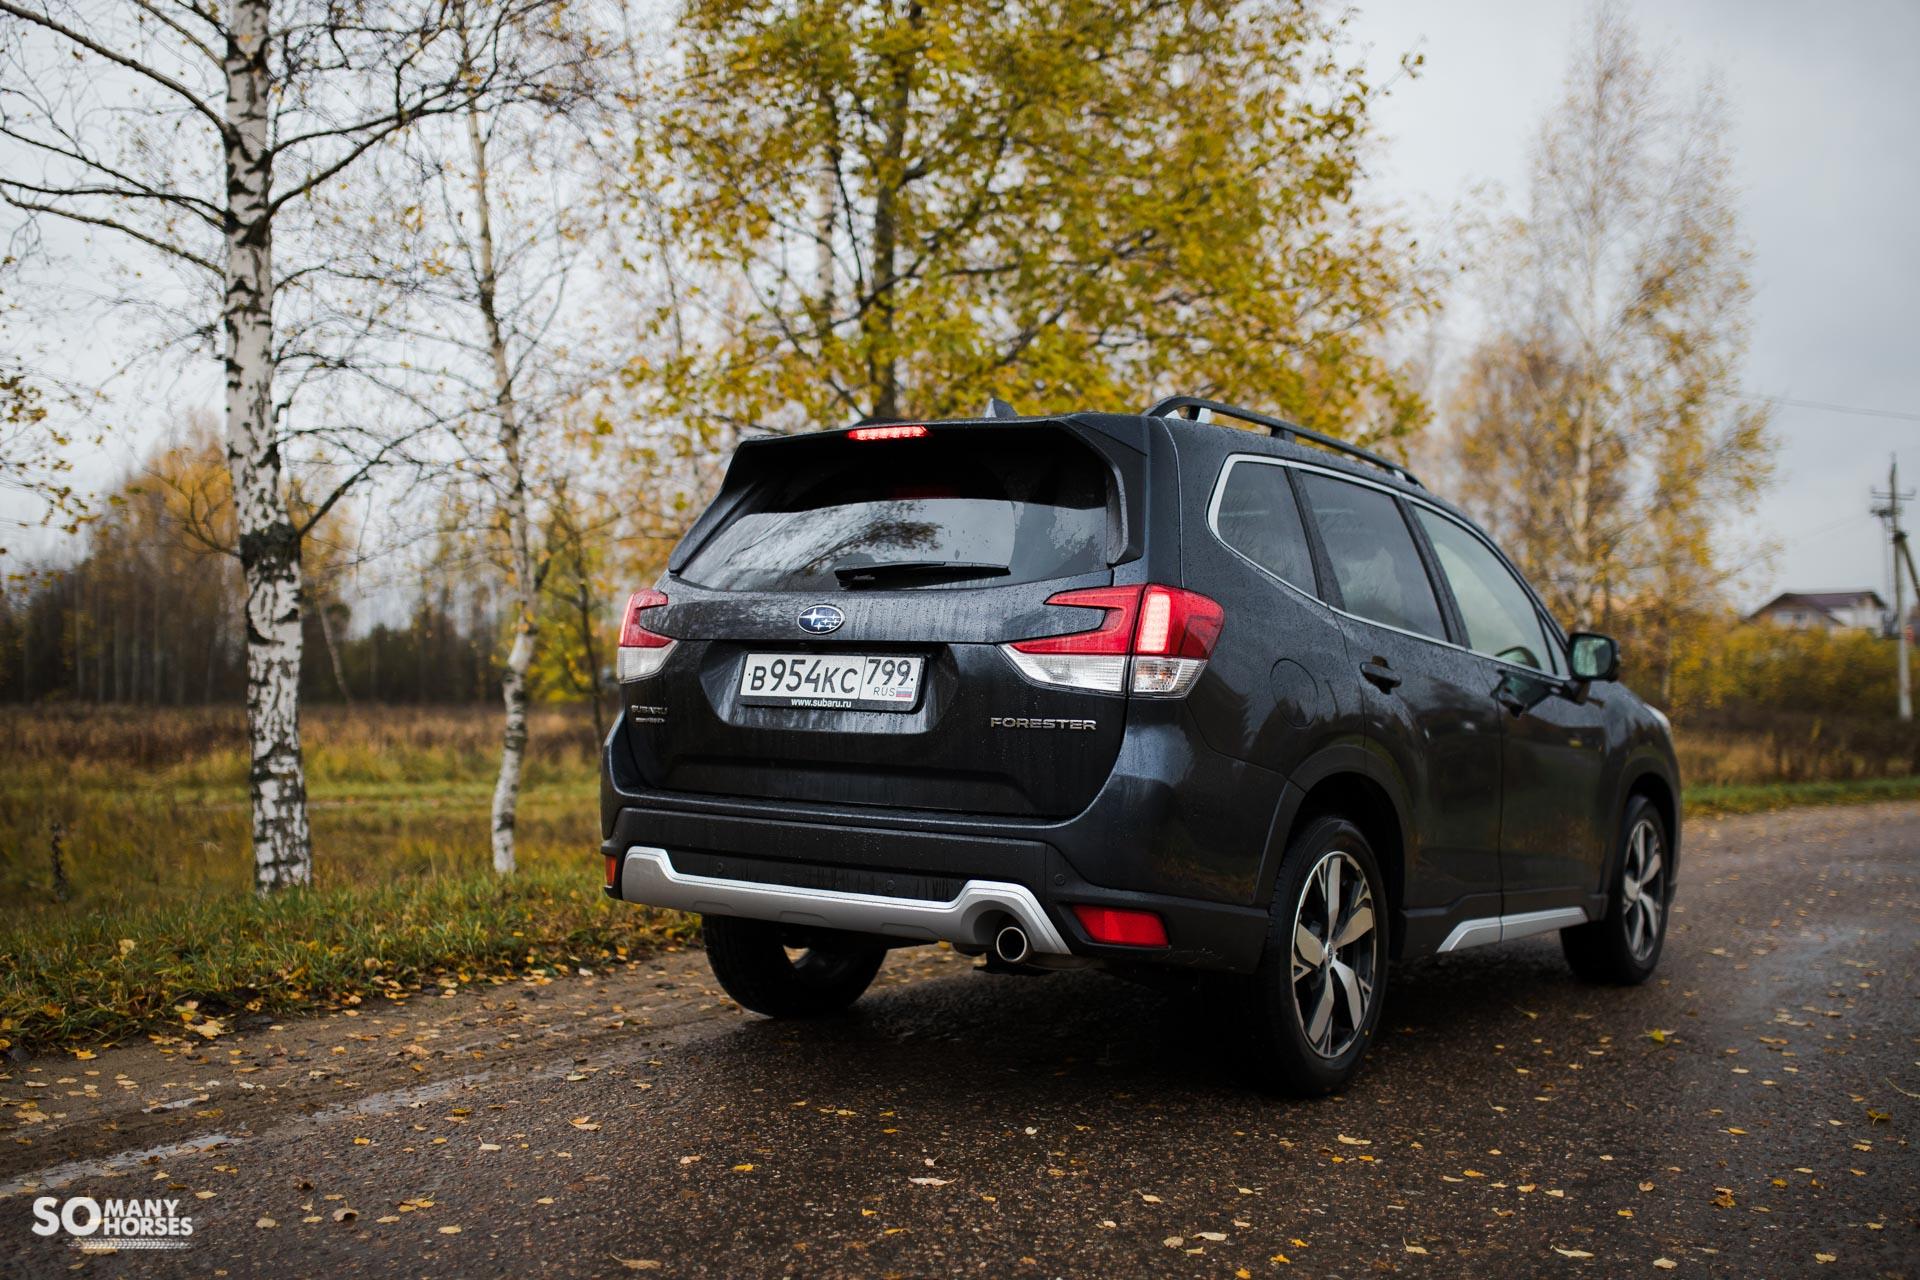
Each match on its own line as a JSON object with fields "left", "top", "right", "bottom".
{"left": 1207, "top": 453, "right": 1571, "bottom": 678}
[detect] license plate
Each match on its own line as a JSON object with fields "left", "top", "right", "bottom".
{"left": 737, "top": 653, "right": 924, "bottom": 710}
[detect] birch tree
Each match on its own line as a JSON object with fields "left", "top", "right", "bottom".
{"left": 0, "top": 0, "right": 564, "bottom": 891}
{"left": 1452, "top": 2, "right": 1772, "bottom": 695}
{"left": 358, "top": 6, "right": 614, "bottom": 875}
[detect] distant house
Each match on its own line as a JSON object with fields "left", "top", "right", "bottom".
{"left": 1747, "top": 589, "right": 1887, "bottom": 632}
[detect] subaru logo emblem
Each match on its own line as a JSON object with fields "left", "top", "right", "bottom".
{"left": 797, "top": 604, "right": 845, "bottom": 635}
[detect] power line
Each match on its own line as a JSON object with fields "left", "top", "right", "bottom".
{"left": 1732, "top": 392, "right": 1920, "bottom": 423}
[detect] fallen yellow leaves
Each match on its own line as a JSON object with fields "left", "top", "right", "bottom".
{"left": 1335, "top": 1134, "right": 1371, "bottom": 1146}
{"left": 1553, "top": 1247, "right": 1594, "bottom": 1258}
{"left": 1646, "top": 1028, "right": 1672, "bottom": 1044}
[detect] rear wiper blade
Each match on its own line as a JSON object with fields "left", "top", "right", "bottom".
{"left": 832, "top": 560, "right": 1011, "bottom": 587}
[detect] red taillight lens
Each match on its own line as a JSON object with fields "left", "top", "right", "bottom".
{"left": 847, "top": 424, "right": 930, "bottom": 441}
{"left": 1009, "top": 584, "right": 1222, "bottom": 658}
{"left": 605, "top": 855, "right": 620, "bottom": 890}
{"left": 618, "top": 589, "right": 671, "bottom": 648}
{"left": 1008, "top": 586, "right": 1141, "bottom": 655}
{"left": 1135, "top": 585, "right": 1224, "bottom": 658}
{"left": 1002, "top": 584, "right": 1222, "bottom": 698}
{"left": 617, "top": 589, "right": 675, "bottom": 682}
{"left": 1072, "top": 904, "right": 1169, "bottom": 947}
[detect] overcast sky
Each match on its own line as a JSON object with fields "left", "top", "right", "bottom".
{"left": 8, "top": 1, "right": 1916, "bottom": 609}
{"left": 1351, "top": 0, "right": 1920, "bottom": 608}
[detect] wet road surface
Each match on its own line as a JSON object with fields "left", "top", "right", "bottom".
{"left": 3, "top": 801, "right": 1915, "bottom": 1277}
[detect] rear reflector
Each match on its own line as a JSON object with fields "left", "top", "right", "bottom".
{"left": 1071, "top": 904, "right": 1169, "bottom": 947}
{"left": 1002, "top": 584, "right": 1222, "bottom": 697}
{"left": 847, "top": 424, "right": 930, "bottom": 441}
{"left": 605, "top": 855, "right": 620, "bottom": 891}
{"left": 617, "top": 589, "right": 676, "bottom": 681}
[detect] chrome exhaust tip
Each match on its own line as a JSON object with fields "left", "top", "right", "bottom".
{"left": 992, "top": 923, "right": 1031, "bottom": 965}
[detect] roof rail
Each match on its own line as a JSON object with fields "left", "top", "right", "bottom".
{"left": 1144, "top": 395, "right": 1422, "bottom": 489}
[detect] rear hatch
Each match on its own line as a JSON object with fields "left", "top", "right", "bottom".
{"left": 620, "top": 417, "right": 1148, "bottom": 817}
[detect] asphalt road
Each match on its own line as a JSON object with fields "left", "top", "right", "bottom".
{"left": 3, "top": 801, "right": 1915, "bottom": 1278}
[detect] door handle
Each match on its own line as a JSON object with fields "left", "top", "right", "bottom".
{"left": 1360, "top": 660, "right": 1402, "bottom": 692}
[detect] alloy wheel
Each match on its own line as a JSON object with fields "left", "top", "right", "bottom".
{"left": 1621, "top": 817, "right": 1666, "bottom": 962}
{"left": 1290, "top": 849, "right": 1379, "bottom": 1058}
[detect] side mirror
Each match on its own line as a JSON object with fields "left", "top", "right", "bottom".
{"left": 1568, "top": 632, "right": 1620, "bottom": 682}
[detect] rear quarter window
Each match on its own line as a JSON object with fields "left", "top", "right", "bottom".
{"left": 679, "top": 428, "right": 1118, "bottom": 592}
{"left": 1212, "top": 459, "right": 1317, "bottom": 593}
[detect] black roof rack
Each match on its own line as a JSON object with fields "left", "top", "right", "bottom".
{"left": 1144, "top": 395, "right": 1422, "bottom": 489}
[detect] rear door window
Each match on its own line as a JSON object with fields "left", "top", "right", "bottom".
{"left": 1213, "top": 460, "right": 1317, "bottom": 593}
{"left": 1414, "top": 508, "right": 1558, "bottom": 672}
{"left": 1297, "top": 473, "right": 1447, "bottom": 640}
{"left": 679, "top": 429, "right": 1117, "bottom": 592}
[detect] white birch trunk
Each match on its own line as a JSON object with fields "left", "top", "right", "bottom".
{"left": 468, "top": 106, "right": 537, "bottom": 877}
{"left": 225, "top": 0, "right": 312, "bottom": 894}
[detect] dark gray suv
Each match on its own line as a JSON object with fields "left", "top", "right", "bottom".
{"left": 600, "top": 397, "right": 1680, "bottom": 1094}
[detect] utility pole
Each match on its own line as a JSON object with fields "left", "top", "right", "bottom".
{"left": 1872, "top": 456, "right": 1917, "bottom": 721}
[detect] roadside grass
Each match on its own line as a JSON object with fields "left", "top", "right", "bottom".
{"left": 0, "top": 705, "right": 677, "bottom": 1057}
{"left": 0, "top": 872, "right": 695, "bottom": 1054}
{"left": 1683, "top": 774, "right": 1920, "bottom": 817}
{"left": 4, "top": 704, "right": 1920, "bottom": 1056}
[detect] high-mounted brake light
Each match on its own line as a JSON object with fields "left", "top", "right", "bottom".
{"left": 847, "top": 424, "right": 929, "bottom": 441}
{"left": 1002, "top": 584, "right": 1222, "bottom": 696}
{"left": 1072, "top": 904, "right": 1169, "bottom": 947}
{"left": 616, "top": 589, "right": 675, "bottom": 682}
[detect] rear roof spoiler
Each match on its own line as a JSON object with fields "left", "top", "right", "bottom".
{"left": 1145, "top": 395, "right": 1422, "bottom": 489}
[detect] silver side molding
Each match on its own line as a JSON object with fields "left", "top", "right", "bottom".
{"left": 1437, "top": 906, "right": 1589, "bottom": 954}
{"left": 616, "top": 845, "right": 1072, "bottom": 955}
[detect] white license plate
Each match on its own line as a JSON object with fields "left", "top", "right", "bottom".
{"left": 737, "top": 653, "right": 924, "bottom": 710}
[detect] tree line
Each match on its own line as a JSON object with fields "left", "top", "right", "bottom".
{"left": 1, "top": 1, "right": 1776, "bottom": 891}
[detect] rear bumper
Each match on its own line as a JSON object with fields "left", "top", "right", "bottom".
{"left": 615, "top": 846, "right": 1072, "bottom": 955}
{"left": 600, "top": 714, "right": 1282, "bottom": 973}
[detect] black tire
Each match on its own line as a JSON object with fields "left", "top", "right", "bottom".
{"left": 1245, "top": 815, "right": 1390, "bottom": 1096}
{"left": 1561, "top": 795, "right": 1670, "bottom": 985}
{"left": 702, "top": 915, "right": 887, "bottom": 1018}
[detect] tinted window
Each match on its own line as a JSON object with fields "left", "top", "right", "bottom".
{"left": 1415, "top": 509, "right": 1556, "bottom": 671}
{"left": 1214, "top": 461, "right": 1316, "bottom": 592}
{"left": 680, "top": 430, "right": 1115, "bottom": 592}
{"left": 1297, "top": 474, "right": 1446, "bottom": 639}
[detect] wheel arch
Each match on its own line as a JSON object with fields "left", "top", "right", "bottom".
{"left": 1260, "top": 743, "right": 1414, "bottom": 959}
{"left": 1613, "top": 756, "right": 1681, "bottom": 889}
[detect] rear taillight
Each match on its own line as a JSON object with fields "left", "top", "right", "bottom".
{"left": 1071, "top": 904, "right": 1169, "bottom": 947}
{"left": 616, "top": 589, "right": 675, "bottom": 681}
{"left": 1131, "top": 584, "right": 1224, "bottom": 696}
{"left": 1002, "top": 584, "right": 1221, "bottom": 697}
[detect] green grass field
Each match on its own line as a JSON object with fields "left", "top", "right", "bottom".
{"left": 3, "top": 704, "right": 1917, "bottom": 1056}
{"left": 0, "top": 706, "right": 691, "bottom": 1054}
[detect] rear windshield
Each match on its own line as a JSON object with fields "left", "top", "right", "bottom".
{"left": 679, "top": 428, "right": 1118, "bottom": 592}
